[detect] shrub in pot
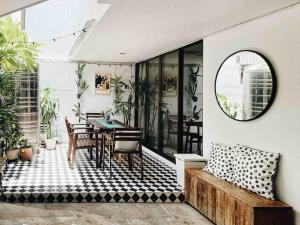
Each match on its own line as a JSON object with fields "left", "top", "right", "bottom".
{"left": 5, "top": 126, "right": 22, "bottom": 161}
{"left": 40, "top": 88, "right": 60, "bottom": 150}
{"left": 19, "top": 138, "right": 33, "bottom": 161}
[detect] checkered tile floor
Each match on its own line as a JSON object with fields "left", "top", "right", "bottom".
{"left": 1, "top": 145, "right": 184, "bottom": 203}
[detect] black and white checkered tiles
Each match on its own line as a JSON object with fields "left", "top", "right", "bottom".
{"left": 1, "top": 145, "right": 184, "bottom": 203}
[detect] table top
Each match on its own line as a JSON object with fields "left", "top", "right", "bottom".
{"left": 89, "top": 118, "right": 127, "bottom": 129}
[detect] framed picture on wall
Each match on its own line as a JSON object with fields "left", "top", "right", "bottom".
{"left": 95, "top": 73, "right": 111, "bottom": 95}
{"left": 162, "top": 75, "right": 177, "bottom": 96}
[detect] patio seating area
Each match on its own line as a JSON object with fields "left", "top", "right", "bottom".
{"left": 1, "top": 1, "right": 300, "bottom": 225}
{"left": 2, "top": 144, "right": 183, "bottom": 203}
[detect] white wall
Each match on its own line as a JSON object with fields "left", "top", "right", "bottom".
{"left": 39, "top": 61, "right": 134, "bottom": 142}
{"left": 203, "top": 5, "right": 300, "bottom": 224}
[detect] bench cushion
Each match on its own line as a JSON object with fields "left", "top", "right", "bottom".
{"left": 203, "top": 142, "right": 235, "bottom": 182}
{"left": 233, "top": 145, "right": 280, "bottom": 200}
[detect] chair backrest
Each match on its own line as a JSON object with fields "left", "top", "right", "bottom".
{"left": 185, "top": 121, "right": 203, "bottom": 135}
{"left": 64, "top": 117, "right": 73, "bottom": 137}
{"left": 112, "top": 128, "right": 142, "bottom": 152}
{"left": 86, "top": 112, "right": 104, "bottom": 121}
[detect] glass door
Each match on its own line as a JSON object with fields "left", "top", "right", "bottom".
{"left": 161, "top": 51, "right": 179, "bottom": 157}
{"left": 183, "top": 42, "right": 203, "bottom": 154}
{"left": 144, "top": 57, "right": 160, "bottom": 149}
{"left": 136, "top": 41, "right": 203, "bottom": 160}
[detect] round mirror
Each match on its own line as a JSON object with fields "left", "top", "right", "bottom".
{"left": 215, "top": 50, "right": 276, "bottom": 121}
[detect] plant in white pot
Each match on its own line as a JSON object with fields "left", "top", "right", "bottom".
{"left": 40, "top": 88, "right": 59, "bottom": 150}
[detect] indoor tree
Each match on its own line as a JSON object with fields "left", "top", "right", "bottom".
{"left": 40, "top": 88, "right": 60, "bottom": 149}
{"left": 111, "top": 75, "right": 138, "bottom": 125}
{"left": 0, "top": 16, "right": 40, "bottom": 156}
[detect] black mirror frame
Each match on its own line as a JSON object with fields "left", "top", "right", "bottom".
{"left": 214, "top": 50, "right": 277, "bottom": 122}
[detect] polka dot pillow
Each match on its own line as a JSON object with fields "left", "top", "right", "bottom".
{"left": 233, "top": 145, "right": 280, "bottom": 200}
{"left": 203, "top": 142, "right": 235, "bottom": 182}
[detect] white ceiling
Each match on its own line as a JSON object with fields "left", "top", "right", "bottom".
{"left": 0, "top": 0, "right": 46, "bottom": 16}
{"left": 1, "top": 0, "right": 299, "bottom": 63}
{"left": 72, "top": 0, "right": 300, "bottom": 62}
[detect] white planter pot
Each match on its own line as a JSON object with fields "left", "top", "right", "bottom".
{"left": 6, "top": 149, "right": 20, "bottom": 161}
{"left": 45, "top": 138, "right": 57, "bottom": 150}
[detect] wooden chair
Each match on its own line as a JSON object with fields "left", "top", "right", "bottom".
{"left": 184, "top": 121, "right": 203, "bottom": 155}
{"left": 65, "top": 117, "right": 101, "bottom": 168}
{"left": 103, "top": 128, "right": 143, "bottom": 179}
{"left": 86, "top": 112, "right": 104, "bottom": 121}
{"left": 167, "top": 115, "right": 177, "bottom": 145}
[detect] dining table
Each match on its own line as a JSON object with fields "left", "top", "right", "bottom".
{"left": 88, "top": 118, "right": 128, "bottom": 168}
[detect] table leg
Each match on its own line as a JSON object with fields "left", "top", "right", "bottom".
{"left": 96, "top": 134, "right": 99, "bottom": 168}
{"left": 99, "top": 133, "right": 104, "bottom": 169}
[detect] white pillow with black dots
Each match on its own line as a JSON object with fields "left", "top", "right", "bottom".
{"left": 233, "top": 145, "right": 280, "bottom": 200}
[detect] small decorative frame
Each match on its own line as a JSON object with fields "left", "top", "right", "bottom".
{"left": 162, "top": 75, "right": 177, "bottom": 96}
{"left": 95, "top": 73, "right": 111, "bottom": 95}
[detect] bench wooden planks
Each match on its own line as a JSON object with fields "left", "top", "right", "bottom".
{"left": 185, "top": 168, "right": 293, "bottom": 225}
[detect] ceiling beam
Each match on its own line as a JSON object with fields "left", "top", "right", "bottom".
{"left": 0, "top": 0, "right": 48, "bottom": 17}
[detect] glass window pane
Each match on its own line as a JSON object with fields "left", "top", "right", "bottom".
{"left": 183, "top": 43, "right": 203, "bottom": 155}
{"left": 145, "top": 57, "right": 159, "bottom": 149}
{"left": 161, "top": 51, "right": 179, "bottom": 157}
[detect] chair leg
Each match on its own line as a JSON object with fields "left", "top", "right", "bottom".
{"left": 89, "top": 147, "right": 93, "bottom": 160}
{"left": 184, "top": 136, "right": 189, "bottom": 153}
{"left": 102, "top": 151, "right": 105, "bottom": 170}
{"left": 109, "top": 145, "right": 112, "bottom": 179}
{"left": 71, "top": 149, "right": 76, "bottom": 168}
{"left": 0, "top": 172, "right": 3, "bottom": 196}
{"left": 189, "top": 138, "right": 193, "bottom": 153}
{"left": 99, "top": 143, "right": 103, "bottom": 170}
{"left": 139, "top": 152, "right": 144, "bottom": 180}
{"left": 68, "top": 141, "right": 72, "bottom": 161}
{"left": 128, "top": 153, "right": 132, "bottom": 170}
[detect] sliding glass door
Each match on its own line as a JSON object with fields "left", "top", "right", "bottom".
{"left": 136, "top": 41, "right": 203, "bottom": 161}
{"left": 183, "top": 42, "right": 203, "bottom": 155}
{"left": 144, "top": 57, "right": 160, "bottom": 149}
{"left": 161, "top": 51, "right": 179, "bottom": 157}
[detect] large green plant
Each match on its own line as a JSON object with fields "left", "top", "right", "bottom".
{"left": 0, "top": 16, "right": 40, "bottom": 72}
{"left": 40, "top": 88, "right": 60, "bottom": 139}
{"left": 0, "top": 72, "right": 18, "bottom": 142}
{"left": 111, "top": 75, "right": 137, "bottom": 125}
{"left": 72, "top": 63, "right": 88, "bottom": 122}
{"left": 0, "top": 16, "right": 39, "bottom": 152}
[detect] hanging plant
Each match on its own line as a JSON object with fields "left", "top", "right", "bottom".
{"left": 185, "top": 66, "right": 200, "bottom": 102}
{"left": 72, "top": 63, "right": 89, "bottom": 122}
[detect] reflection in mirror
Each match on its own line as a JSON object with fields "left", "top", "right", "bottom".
{"left": 215, "top": 51, "right": 276, "bottom": 121}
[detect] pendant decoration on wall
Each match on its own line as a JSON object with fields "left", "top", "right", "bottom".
{"left": 72, "top": 63, "right": 88, "bottom": 122}
{"left": 162, "top": 74, "right": 177, "bottom": 96}
{"left": 185, "top": 65, "right": 202, "bottom": 120}
{"left": 192, "top": 106, "right": 203, "bottom": 121}
{"left": 185, "top": 66, "right": 200, "bottom": 102}
{"left": 95, "top": 73, "right": 111, "bottom": 95}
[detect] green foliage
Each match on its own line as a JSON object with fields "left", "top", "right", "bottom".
{"left": 0, "top": 71, "right": 19, "bottom": 143}
{"left": 111, "top": 75, "right": 137, "bottom": 125}
{"left": 40, "top": 88, "right": 60, "bottom": 139}
{"left": 217, "top": 93, "right": 240, "bottom": 119}
{"left": 72, "top": 102, "right": 85, "bottom": 122}
{"left": 0, "top": 16, "right": 40, "bottom": 72}
{"left": 5, "top": 123, "right": 23, "bottom": 150}
{"left": 72, "top": 63, "right": 88, "bottom": 122}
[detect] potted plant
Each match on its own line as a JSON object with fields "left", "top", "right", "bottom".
{"left": 5, "top": 124, "right": 22, "bottom": 161}
{"left": 19, "top": 138, "right": 33, "bottom": 161}
{"left": 40, "top": 87, "right": 60, "bottom": 150}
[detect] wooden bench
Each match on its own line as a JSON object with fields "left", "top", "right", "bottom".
{"left": 185, "top": 168, "right": 293, "bottom": 225}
